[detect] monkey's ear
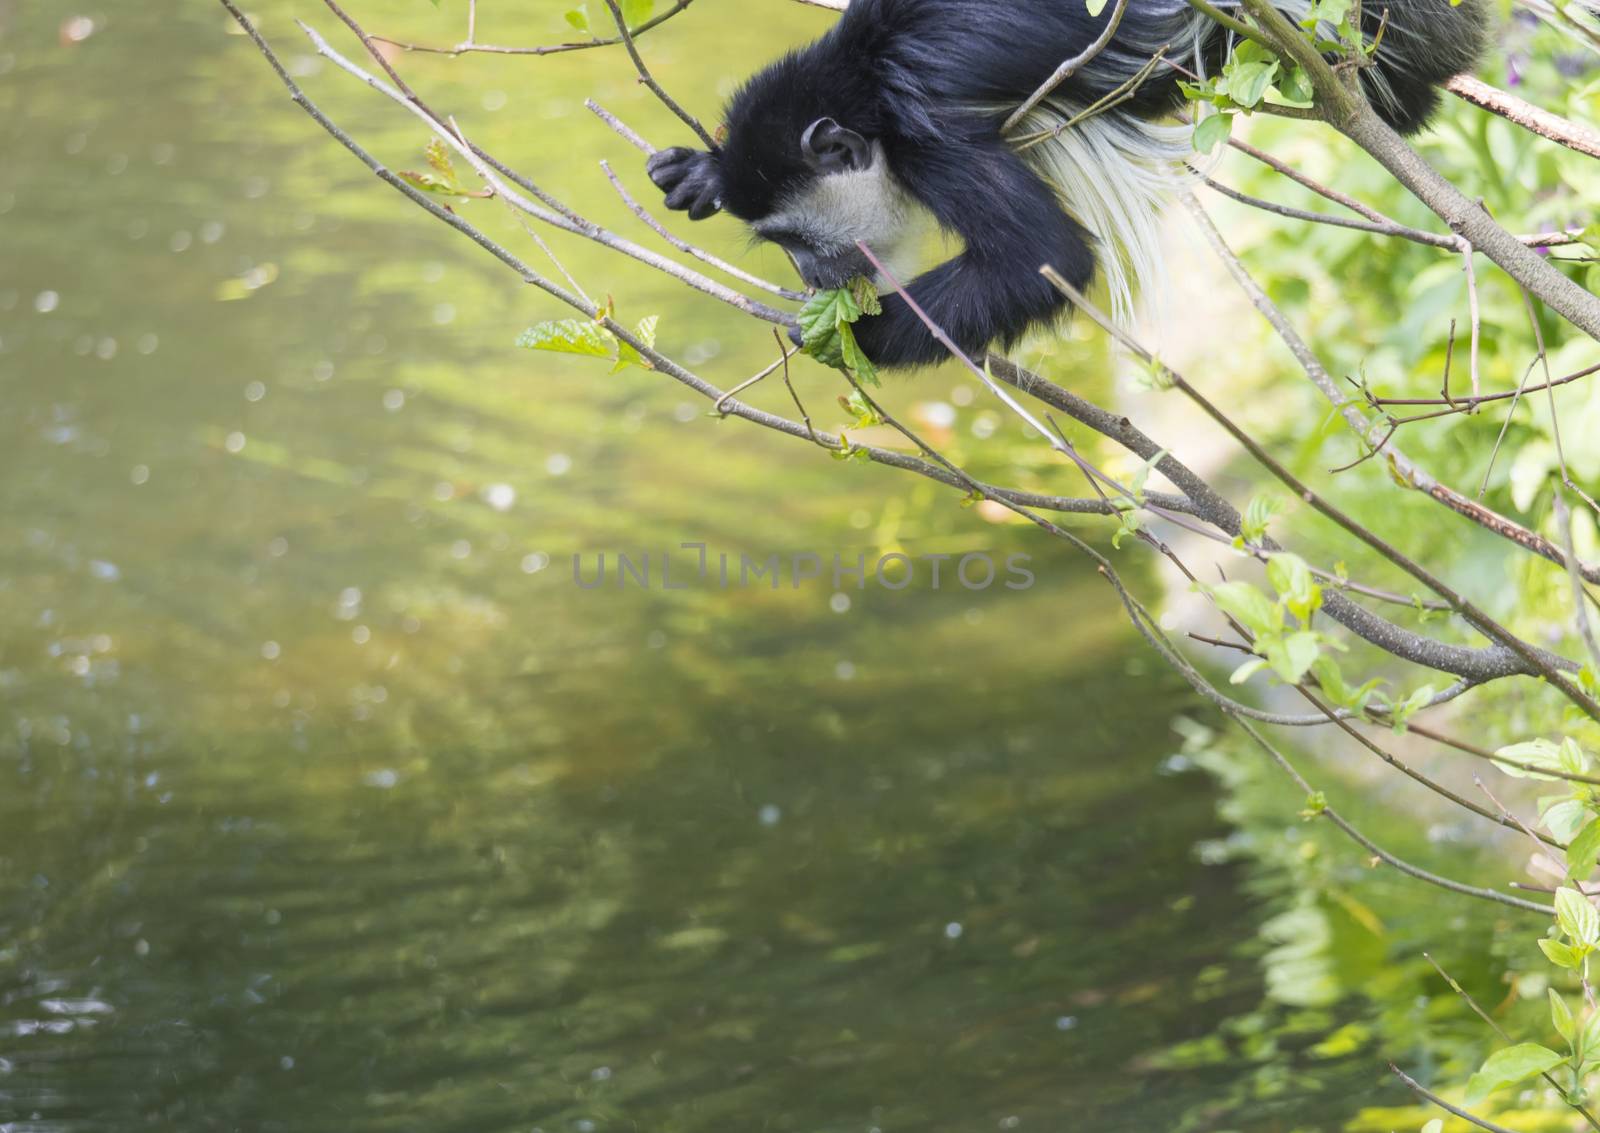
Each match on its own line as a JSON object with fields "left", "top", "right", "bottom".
{"left": 801, "top": 118, "right": 872, "bottom": 174}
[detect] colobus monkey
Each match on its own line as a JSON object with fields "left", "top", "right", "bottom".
{"left": 646, "top": 0, "right": 1487, "bottom": 368}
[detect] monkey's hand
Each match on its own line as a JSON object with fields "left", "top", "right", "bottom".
{"left": 646, "top": 148, "right": 723, "bottom": 221}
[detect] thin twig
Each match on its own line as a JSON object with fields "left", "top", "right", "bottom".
{"left": 1390, "top": 1064, "right": 1532, "bottom": 1133}
{"left": 1556, "top": 492, "right": 1600, "bottom": 670}
{"left": 1226, "top": 135, "right": 1389, "bottom": 222}
{"left": 371, "top": 0, "right": 697, "bottom": 58}
{"left": 601, "top": 160, "right": 805, "bottom": 300}
{"left": 1201, "top": 177, "right": 1584, "bottom": 251}
{"left": 600, "top": 0, "right": 718, "bottom": 150}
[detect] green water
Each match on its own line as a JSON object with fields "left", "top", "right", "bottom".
{"left": 0, "top": 3, "right": 1501, "bottom": 1130}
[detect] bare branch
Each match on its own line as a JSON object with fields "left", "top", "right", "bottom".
{"left": 1446, "top": 73, "right": 1600, "bottom": 160}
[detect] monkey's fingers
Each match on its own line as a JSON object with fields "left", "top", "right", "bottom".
{"left": 645, "top": 147, "right": 704, "bottom": 192}
{"left": 662, "top": 176, "right": 722, "bottom": 221}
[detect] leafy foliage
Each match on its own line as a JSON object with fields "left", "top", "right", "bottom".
{"left": 518, "top": 304, "right": 659, "bottom": 374}
{"left": 398, "top": 139, "right": 492, "bottom": 202}
{"left": 798, "top": 278, "right": 882, "bottom": 387}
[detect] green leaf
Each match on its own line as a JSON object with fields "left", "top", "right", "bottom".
{"left": 1227, "top": 60, "right": 1280, "bottom": 108}
{"left": 849, "top": 276, "right": 883, "bottom": 317}
{"left": 1569, "top": 819, "right": 1600, "bottom": 883}
{"left": 517, "top": 319, "right": 615, "bottom": 359}
{"left": 801, "top": 286, "right": 863, "bottom": 331}
{"left": 1086, "top": 0, "right": 1109, "bottom": 15}
{"left": 1127, "top": 449, "right": 1168, "bottom": 505}
{"left": 1552, "top": 988, "right": 1576, "bottom": 1046}
{"left": 1544, "top": 798, "right": 1592, "bottom": 842}
{"left": 1264, "top": 630, "right": 1321, "bottom": 685}
{"left": 1303, "top": 0, "right": 1353, "bottom": 25}
{"left": 1237, "top": 494, "right": 1284, "bottom": 547}
{"left": 838, "top": 322, "right": 880, "bottom": 387}
{"left": 1388, "top": 683, "right": 1437, "bottom": 733}
{"left": 425, "top": 138, "right": 457, "bottom": 183}
{"left": 1193, "top": 111, "right": 1232, "bottom": 155}
{"left": 1582, "top": 1008, "right": 1600, "bottom": 1062}
{"left": 1208, "top": 580, "right": 1279, "bottom": 635}
{"left": 1267, "top": 553, "right": 1322, "bottom": 621}
{"left": 1421, "top": 1120, "right": 1442, "bottom": 1133}
{"left": 1277, "top": 64, "right": 1315, "bottom": 105}
{"left": 798, "top": 286, "right": 866, "bottom": 371}
{"left": 621, "top": 0, "right": 655, "bottom": 24}
{"left": 1557, "top": 887, "right": 1600, "bottom": 947}
{"left": 1541, "top": 937, "right": 1584, "bottom": 969}
{"left": 1230, "top": 657, "right": 1270, "bottom": 685}
{"left": 1498, "top": 738, "right": 1569, "bottom": 780}
{"left": 839, "top": 388, "right": 881, "bottom": 428}
{"left": 1463, "top": 1043, "right": 1565, "bottom": 1104}
{"left": 565, "top": 5, "right": 590, "bottom": 33}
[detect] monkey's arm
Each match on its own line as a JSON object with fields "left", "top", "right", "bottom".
{"left": 852, "top": 138, "right": 1095, "bottom": 369}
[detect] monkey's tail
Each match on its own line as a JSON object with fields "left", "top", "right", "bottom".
{"left": 1335, "top": 0, "right": 1490, "bottom": 134}
{"left": 1093, "top": 0, "right": 1490, "bottom": 135}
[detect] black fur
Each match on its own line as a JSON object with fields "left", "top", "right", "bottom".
{"left": 647, "top": 0, "right": 1487, "bottom": 368}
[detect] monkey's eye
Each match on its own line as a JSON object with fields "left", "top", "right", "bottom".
{"left": 759, "top": 228, "right": 808, "bottom": 251}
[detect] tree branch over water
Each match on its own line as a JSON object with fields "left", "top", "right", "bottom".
{"left": 223, "top": 0, "right": 1600, "bottom": 1027}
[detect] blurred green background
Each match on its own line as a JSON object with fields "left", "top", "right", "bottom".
{"left": 0, "top": 2, "right": 1592, "bottom": 1130}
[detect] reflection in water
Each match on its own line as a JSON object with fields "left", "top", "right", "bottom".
{"left": 0, "top": 2, "right": 1501, "bottom": 1130}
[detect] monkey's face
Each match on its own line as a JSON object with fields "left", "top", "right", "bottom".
{"left": 749, "top": 118, "right": 913, "bottom": 290}
{"left": 647, "top": 117, "right": 915, "bottom": 292}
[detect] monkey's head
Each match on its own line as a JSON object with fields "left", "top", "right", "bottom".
{"left": 646, "top": 109, "right": 914, "bottom": 292}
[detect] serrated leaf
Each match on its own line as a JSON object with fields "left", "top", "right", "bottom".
{"left": 798, "top": 285, "right": 868, "bottom": 372}
{"left": 426, "top": 138, "right": 457, "bottom": 182}
{"left": 840, "top": 387, "right": 881, "bottom": 428}
{"left": 1557, "top": 887, "right": 1599, "bottom": 947}
{"left": 633, "top": 315, "right": 659, "bottom": 350}
{"left": 1464, "top": 1043, "right": 1565, "bottom": 1104}
{"left": 517, "top": 319, "right": 615, "bottom": 359}
{"left": 849, "top": 276, "right": 883, "bottom": 317}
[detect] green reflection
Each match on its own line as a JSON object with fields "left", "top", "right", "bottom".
{"left": 0, "top": 3, "right": 1510, "bottom": 1131}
